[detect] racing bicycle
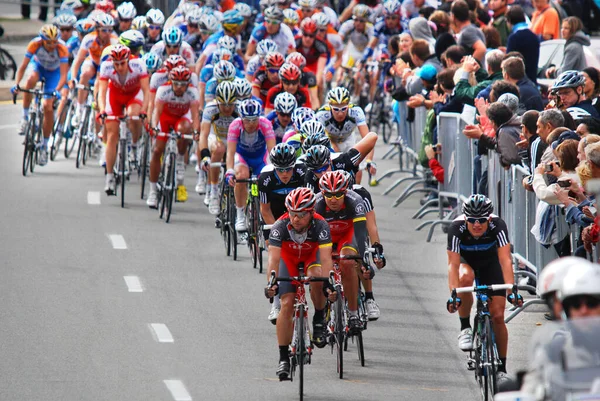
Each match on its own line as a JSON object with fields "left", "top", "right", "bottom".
{"left": 237, "top": 176, "right": 264, "bottom": 271}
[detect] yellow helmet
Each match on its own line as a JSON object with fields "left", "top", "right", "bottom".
{"left": 39, "top": 24, "right": 59, "bottom": 41}
{"left": 101, "top": 44, "right": 115, "bottom": 63}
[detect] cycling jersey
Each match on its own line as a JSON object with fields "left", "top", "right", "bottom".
{"left": 566, "top": 100, "right": 600, "bottom": 120}
{"left": 265, "top": 84, "right": 311, "bottom": 110}
{"left": 258, "top": 164, "right": 307, "bottom": 219}
{"left": 249, "top": 23, "right": 296, "bottom": 55}
{"left": 269, "top": 212, "right": 332, "bottom": 279}
{"left": 447, "top": 214, "right": 509, "bottom": 294}
{"left": 155, "top": 83, "right": 199, "bottom": 117}
{"left": 200, "top": 31, "right": 242, "bottom": 61}
{"left": 294, "top": 36, "right": 328, "bottom": 74}
{"left": 202, "top": 100, "right": 239, "bottom": 140}
{"left": 246, "top": 55, "right": 262, "bottom": 78}
{"left": 252, "top": 66, "right": 279, "bottom": 102}
{"left": 183, "top": 31, "right": 205, "bottom": 57}
{"left": 66, "top": 35, "right": 81, "bottom": 62}
{"left": 99, "top": 58, "right": 148, "bottom": 94}
{"left": 372, "top": 19, "right": 402, "bottom": 49}
{"left": 26, "top": 37, "right": 69, "bottom": 71}
{"left": 79, "top": 31, "right": 119, "bottom": 65}
{"left": 338, "top": 20, "right": 374, "bottom": 51}
{"left": 266, "top": 111, "right": 292, "bottom": 142}
{"left": 316, "top": 104, "right": 367, "bottom": 144}
{"left": 304, "top": 148, "right": 361, "bottom": 191}
{"left": 150, "top": 41, "right": 196, "bottom": 65}
{"left": 141, "top": 30, "right": 161, "bottom": 53}
{"left": 205, "top": 53, "right": 245, "bottom": 74}
{"left": 228, "top": 116, "right": 276, "bottom": 160}
{"left": 314, "top": 189, "right": 367, "bottom": 255}
{"left": 149, "top": 69, "right": 199, "bottom": 93}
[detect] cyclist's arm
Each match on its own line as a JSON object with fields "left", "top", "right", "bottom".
{"left": 357, "top": 124, "right": 375, "bottom": 163}
{"left": 245, "top": 41, "right": 257, "bottom": 62}
{"left": 97, "top": 78, "right": 108, "bottom": 113}
{"left": 147, "top": 92, "right": 156, "bottom": 122}
{"left": 198, "top": 81, "right": 206, "bottom": 110}
{"left": 339, "top": 0, "right": 358, "bottom": 23}
{"left": 195, "top": 53, "right": 206, "bottom": 75}
{"left": 365, "top": 211, "right": 380, "bottom": 244}
{"left": 199, "top": 120, "right": 210, "bottom": 152}
{"left": 70, "top": 47, "right": 88, "bottom": 81}
{"left": 54, "top": 62, "right": 69, "bottom": 92}
{"left": 316, "top": 56, "right": 326, "bottom": 88}
{"left": 353, "top": 217, "right": 367, "bottom": 258}
{"left": 498, "top": 244, "right": 514, "bottom": 290}
{"left": 447, "top": 250, "right": 461, "bottom": 293}
{"left": 152, "top": 100, "right": 164, "bottom": 129}
{"left": 140, "top": 77, "right": 150, "bottom": 113}
{"left": 190, "top": 101, "right": 200, "bottom": 132}
{"left": 14, "top": 55, "right": 32, "bottom": 86}
{"left": 260, "top": 203, "right": 276, "bottom": 225}
{"left": 266, "top": 132, "right": 277, "bottom": 154}
{"left": 352, "top": 130, "right": 377, "bottom": 161}
{"left": 319, "top": 243, "right": 333, "bottom": 276}
{"left": 226, "top": 138, "right": 237, "bottom": 171}
{"left": 267, "top": 244, "right": 282, "bottom": 279}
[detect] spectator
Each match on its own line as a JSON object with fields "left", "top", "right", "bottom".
{"left": 488, "top": 0, "right": 510, "bottom": 47}
{"left": 561, "top": 110, "right": 578, "bottom": 130}
{"left": 480, "top": 102, "right": 522, "bottom": 168}
{"left": 506, "top": 6, "right": 540, "bottom": 84}
{"left": 531, "top": 0, "right": 560, "bottom": 41}
{"left": 404, "top": 39, "right": 443, "bottom": 95}
{"left": 501, "top": 56, "right": 544, "bottom": 111}
{"left": 409, "top": 17, "right": 436, "bottom": 54}
{"left": 407, "top": 65, "right": 439, "bottom": 109}
{"left": 433, "top": 67, "right": 464, "bottom": 113}
{"left": 425, "top": 144, "right": 444, "bottom": 183}
{"left": 533, "top": 135, "right": 580, "bottom": 204}
{"left": 455, "top": 50, "right": 505, "bottom": 105}
{"left": 546, "top": 17, "right": 590, "bottom": 78}
{"left": 482, "top": 26, "right": 502, "bottom": 50}
{"left": 451, "top": 0, "right": 487, "bottom": 63}
{"left": 553, "top": 70, "right": 600, "bottom": 120}
{"left": 429, "top": 10, "right": 456, "bottom": 60}
{"left": 576, "top": 117, "right": 600, "bottom": 137}
{"left": 577, "top": 134, "right": 600, "bottom": 162}
{"left": 537, "top": 109, "right": 566, "bottom": 163}
{"left": 582, "top": 67, "right": 600, "bottom": 115}
{"left": 520, "top": 110, "right": 548, "bottom": 190}
{"left": 399, "top": 32, "right": 413, "bottom": 53}
{"left": 487, "top": 79, "right": 520, "bottom": 102}
{"left": 441, "top": 45, "right": 466, "bottom": 68}
{"left": 401, "top": 0, "right": 438, "bottom": 21}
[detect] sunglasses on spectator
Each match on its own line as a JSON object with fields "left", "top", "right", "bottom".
{"left": 314, "top": 163, "right": 330, "bottom": 174}
{"left": 282, "top": 79, "right": 299, "bottom": 85}
{"left": 60, "top": 27, "right": 73, "bottom": 32}
{"left": 148, "top": 24, "right": 162, "bottom": 30}
{"left": 99, "top": 28, "right": 113, "bottom": 33}
{"left": 172, "top": 80, "right": 189, "bottom": 87}
{"left": 354, "top": 18, "right": 367, "bottom": 23}
{"left": 303, "top": 32, "right": 316, "bottom": 38}
{"left": 268, "top": 68, "right": 280, "bottom": 74}
{"left": 563, "top": 295, "right": 600, "bottom": 310}
{"left": 466, "top": 217, "right": 488, "bottom": 225}
{"left": 323, "top": 191, "right": 346, "bottom": 200}
{"left": 276, "top": 167, "right": 293, "bottom": 173}
{"left": 266, "top": 18, "right": 281, "bottom": 24}
{"left": 289, "top": 210, "right": 310, "bottom": 219}
{"left": 331, "top": 105, "right": 348, "bottom": 113}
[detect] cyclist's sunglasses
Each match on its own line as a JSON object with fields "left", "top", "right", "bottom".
{"left": 466, "top": 216, "right": 488, "bottom": 225}
{"left": 172, "top": 80, "right": 189, "bottom": 87}
{"left": 289, "top": 210, "right": 310, "bottom": 219}
{"left": 99, "top": 27, "right": 113, "bottom": 33}
{"left": 188, "top": 23, "right": 199, "bottom": 28}
{"left": 323, "top": 191, "right": 345, "bottom": 200}
{"left": 282, "top": 79, "right": 299, "bottom": 85}
{"left": 303, "top": 32, "right": 316, "bottom": 38}
{"left": 148, "top": 24, "right": 162, "bottom": 30}
{"left": 44, "top": 40, "right": 59, "bottom": 45}
{"left": 563, "top": 295, "right": 600, "bottom": 310}
{"left": 219, "top": 102, "right": 236, "bottom": 107}
{"left": 166, "top": 44, "right": 180, "bottom": 49}
{"left": 385, "top": 15, "right": 399, "bottom": 19}
{"left": 276, "top": 111, "right": 291, "bottom": 117}
{"left": 60, "top": 27, "right": 73, "bottom": 32}
{"left": 243, "top": 116, "right": 259, "bottom": 121}
{"left": 314, "top": 163, "right": 330, "bottom": 173}
{"left": 113, "top": 60, "right": 127, "bottom": 67}
{"left": 354, "top": 18, "right": 367, "bottom": 23}
{"left": 120, "top": 18, "right": 133, "bottom": 22}
{"left": 267, "top": 68, "right": 280, "bottom": 74}
{"left": 331, "top": 105, "right": 348, "bottom": 113}
{"left": 317, "top": 28, "right": 327, "bottom": 33}
{"left": 276, "top": 167, "right": 293, "bottom": 173}
{"left": 266, "top": 18, "right": 281, "bottom": 24}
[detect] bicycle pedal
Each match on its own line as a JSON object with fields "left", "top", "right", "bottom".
{"left": 467, "top": 358, "right": 476, "bottom": 371}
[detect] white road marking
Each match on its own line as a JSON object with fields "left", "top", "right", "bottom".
{"left": 164, "top": 380, "right": 192, "bottom": 401}
{"left": 123, "top": 276, "right": 143, "bottom": 292}
{"left": 87, "top": 191, "right": 101, "bottom": 205}
{"left": 108, "top": 234, "right": 127, "bottom": 249}
{"left": 150, "top": 323, "right": 174, "bottom": 343}
{"left": 0, "top": 124, "right": 18, "bottom": 130}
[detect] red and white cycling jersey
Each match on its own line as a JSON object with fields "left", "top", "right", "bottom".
{"left": 99, "top": 58, "right": 148, "bottom": 94}
{"left": 155, "top": 83, "right": 199, "bottom": 117}
{"left": 150, "top": 41, "right": 196, "bottom": 66}
{"left": 149, "top": 68, "right": 199, "bottom": 93}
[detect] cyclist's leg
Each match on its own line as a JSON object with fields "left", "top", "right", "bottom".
{"left": 458, "top": 262, "right": 475, "bottom": 318}
{"left": 126, "top": 89, "right": 144, "bottom": 146}
{"left": 149, "top": 119, "right": 171, "bottom": 183}
{"left": 340, "top": 243, "right": 360, "bottom": 311}
{"left": 22, "top": 66, "right": 40, "bottom": 114}
{"left": 41, "top": 67, "right": 61, "bottom": 140}
{"left": 307, "top": 259, "right": 326, "bottom": 311}
{"left": 104, "top": 87, "right": 125, "bottom": 175}
{"left": 76, "top": 59, "right": 96, "bottom": 115}
{"left": 233, "top": 153, "right": 250, "bottom": 208}
{"left": 209, "top": 135, "right": 226, "bottom": 185}
{"left": 276, "top": 258, "right": 296, "bottom": 371}
{"left": 175, "top": 117, "right": 193, "bottom": 201}
{"left": 482, "top": 265, "right": 508, "bottom": 372}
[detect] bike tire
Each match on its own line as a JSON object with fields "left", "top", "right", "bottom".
{"left": 247, "top": 198, "right": 258, "bottom": 269}
{"left": 140, "top": 132, "right": 150, "bottom": 199}
{"left": 166, "top": 153, "right": 176, "bottom": 222}
{"left": 64, "top": 103, "right": 77, "bottom": 159}
{"left": 0, "top": 47, "right": 17, "bottom": 80}
{"left": 356, "top": 331, "right": 365, "bottom": 367}
{"left": 298, "top": 304, "right": 305, "bottom": 401}
{"left": 22, "top": 117, "right": 35, "bottom": 176}
{"left": 335, "top": 297, "right": 344, "bottom": 379}
{"left": 482, "top": 316, "right": 497, "bottom": 400}
{"left": 221, "top": 185, "right": 231, "bottom": 256}
{"left": 258, "top": 229, "right": 264, "bottom": 274}
{"left": 30, "top": 117, "right": 41, "bottom": 173}
{"left": 82, "top": 112, "right": 91, "bottom": 166}
{"left": 159, "top": 157, "right": 167, "bottom": 219}
{"left": 75, "top": 126, "right": 85, "bottom": 169}
{"left": 50, "top": 101, "right": 67, "bottom": 161}
{"left": 120, "top": 140, "right": 127, "bottom": 208}
{"left": 229, "top": 188, "right": 238, "bottom": 259}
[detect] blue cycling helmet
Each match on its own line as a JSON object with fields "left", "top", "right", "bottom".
{"left": 212, "top": 48, "right": 233, "bottom": 64}
{"left": 75, "top": 18, "right": 96, "bottom": 34}
{"left": 222, "top": 9, "right": 244, "bottom": 31}
{"left": 238, "top": 99, "right": 262, "bottom": 119}
{"left": 552, "top": 70, "right": 586, "bottom": 90}
{"left": 162, "top": 26, "right": 183, "bottom": 46}
{"left": 291, "top": 107, "right": 315, "bottom": 130}
{"left": 142, "top": 52, "right": 162, "bottom": 73}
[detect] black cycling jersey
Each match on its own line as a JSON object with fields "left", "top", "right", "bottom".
{"left": 301, "top": 71, "right": 317, "bottom": 89}
{"left": 305, "top": 148, "right": 361, "bottom": 191}
{"left": 258, "top": 164, "right": 307, "bottom": 220}
{"left": 142, "top": 31, "right": 161, "bottom": 53}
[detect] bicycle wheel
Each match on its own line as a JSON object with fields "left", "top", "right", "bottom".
{"left": 75, "top": 125, "right": 86, "bottom": 169}
{"left": 166, "top": 153, "right": 176, "bottom": 222}
{"left": 30, "top": 117, "right": 41, "bottom": 173}
{"left": 64, "top": 103, "right": 78, "bottom": 159}
{"left": 335, "top": 297, "right": 344, "bottom": 379}
{"left": 247, "top": 198, "right": 258, "bottom": 269}
{"left": 120, "top": 139, "right": 127, "bottom": 208}
{"left": 159, "top": 156, "right": 168, "bottom": 219}
{"left": 482, "top": 316, "right": 497, "bottom": 400}
{"left": 22, "top": 117, "right": 35, "bottom": 176}
{"left": 356, "top": 331, "right": 365, "bottom": 367}
{"left": 82, "top": 111, "right": 91, "bottom": 166}
{"left": 140, "top": 131, "right": 150, "bottom": 199}
{"left": 230, "top": 192, "right": 238, "bottom": 260}
{"left": 50, "top": 101, "right": 68, "bottom": 161}
{"left": 220, "top": 185, "right": 231, "bottom": 256}
{"left": 297, "top": 304, "right": 305, "bottom": 401}
{"left": 0, "top": 47, "right": 17, "bottom": 80}
{"left": 257, "top": 227, "right": 264, "bottom": 274}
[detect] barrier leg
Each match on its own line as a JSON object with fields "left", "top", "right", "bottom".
{"left": 415, "top": 220, "right": 434, "bottom": 231}
{"left": 426, "top": 220, "right": 452, "bottom": 242}
{"left": 391, "top": 181, "right": 426, "bottom": 207}
{"left": 414, "top": 208, "right": 441, "bottom": 220}
{"left": 392, "top": 187, "right": 431, "bottom": 208}
{"left": 504, "top": 299, "right": 546, "bottom": 323}
{"left": 381, "top": 146, "right": 399, "bottom": 160}
{"left": 412, "top": 199, "right": 439, "bottom": 218}
{"left": 382, "top": 175, "right": 420, "bottom": 196}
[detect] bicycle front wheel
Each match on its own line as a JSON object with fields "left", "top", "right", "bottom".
{"left": 335, "top": 297, "right": 344, "bottom": 379}
{"left": 140, "top": 132, "right": 150, "bottom": 199}
{"left": 0, "top": 47, "right": 17, "bottom": 80}
{"left": 482, "top": 316, "right": 497, "bottom": 400}
{"left": 30, "top": 117, "right": 41, "bottom": 173}
{"left": 64, "top": 102, "right": 77, "bottom": 159}
{"left": 120, "top": 140, "right": 127, "bottom": 208}
{"left": 22, "top": 117, "right": 35, "bottom": 176}
{"left": 297, "top": 304, "right": 305, "bottom": 401}
{"left": 166, "top": 153, "right": 176, "bottom": 222}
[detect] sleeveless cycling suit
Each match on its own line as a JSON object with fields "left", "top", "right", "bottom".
{"left": 227, "top": 116, "right": 275, "bottom": 173}
{"left": 99, "top": 58, "right": 148, "bottom": 116}
{"left": 316, "top": 104, "right": 367, "bottom": 151}
{"left": 154, "top": 83, "right": 199, "bottom": 137}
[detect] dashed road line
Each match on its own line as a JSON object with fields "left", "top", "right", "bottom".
{"left": 108, "top": 234, "right": 127, "bottom": 249}
{"left": 150, "top": 323, "right": 174, "bottom": 343}
{"left": 123, "top": 276, "right": 143, "bottom": 292}
{"left": 87, "top": 191, "right": 101, "bottom": 205}
{"left": 164, "top": 380, "right": 192, "bottom": 400}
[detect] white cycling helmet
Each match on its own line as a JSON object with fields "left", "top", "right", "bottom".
{"left": 256, "top": 39, "right": 278, "bottom": 57}
{"left": 179, "top": 2, "right": 198, "bottom": 17}
{"left": 558, "top": 263, "right": 600, "bottom": 301}
{"left": 162, "top": 26, "right": 183, "bottom": 46}
{"left": 146, "top": 8, "right": 165, "bottom": 26}
{"left": 216, "top": 81, "right": 238, "bottom": 104}
{"left": 298, "top": 0, "right": 316, "bottom": 9}
{"left": 233, "top": 77, "right": 252, "bottom": 100}
{"left": 212, "top": 47, "right": 233, "bottom": 64}
{"left": 299, "top": 119, "right": 326, "bottom": 137}
{"left": 233, "top": 2, "right": 252, "bottom": 18}
{"left": 311, "top": 12, "right": 329, "bottom": 29}
{"left": 117, "top": 1, "right": 136, "bottom": 19}
{"left": 60, "top": 0, "right": 83, "bottom": 11}
{"left": 217, "top": 35, "right": 237, "bottom": 53}
{"left": 540, "top": 257, "right": 594, "bottom": 298}
{"left": 213, "top": 60, "right": 236, "bottom": 82}
{"left": 53, "top": 13, "right": 77, "bottom": 28}
{"left": 95, "top": 12, "right": 115, "bottom": 27}
{"left": 199, "top": 14, "right": 220, "bottom": 33}
{"left": 186, "top": 7, "right": 203, "bottom": 25}
{"left": 283, "top": 8, "right": 299, "bottom": 25}
{"left": 132, "top": 15, "right": 147, "bottom": 30}
{"left": 274, "top": 92, "right": 297, "bottom": 114}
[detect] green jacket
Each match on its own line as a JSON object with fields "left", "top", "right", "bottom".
{"left": 454, "top": 70, "right": 503, "bottom": 105}
{"left": 418, "top": 109, "right": 437, "bottom": 167}
{"left": 492, "top": 15, "right": 510, "bottom": 47}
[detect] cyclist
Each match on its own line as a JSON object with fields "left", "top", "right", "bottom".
{"left": 118, "top": 29, "right": 145, "bottom": 57}
{"left": 198, "top": 81, "right": 239, "bottom": 213}
{"left": 267, "top": 92, "right": 297, "bottom": 143}
{"left": 141, "top": 9, "right": 165, "bottom": 53}
{"left": 70, "top": 13, "right": 118, "bottom": 126}
{"left": 252, "top": 51, "right": 285, "bottom": 104}
{"left": 264, "top": 187, "right": 337, "bottom": 379}
{"left": 12, "top": 25, "right": 68, "bottom": 166}
{"left": 314, "top": 170, "right": 374, "bottom": 335}
{"left": 97, "top": 44, "right": 149, "bottom": 195}
{"left": 147, "top": 66, "right": 200, "bottom": 207}
{"left": 246, "top": 39, "right": 278, "bottom": 82}
{"left": 246, "top": 6, "right": 295, "bottom": 59}
{"left": 205, "top": 36, "right": 245, "bottom": 73}
{"left": 204, "top": 60, "right": 237, "bottom": 105}
{"left": 264, "top": 63, "right": 311, "bottom": 113}
{"left": 259, "top": 143, "right": 306, "bottom": 323}
{"left": 148, "top": 55, "right": 193, "bottom": 127}
{"left": 115, "top": 2, "right": 136, "bottom": 35}
{"left": 283, "top": 8, "right": 300, "bottom": 36}
{"left": 281, "top": 107, "right": 315, "bottom": 153}
{"left": 552, "top": 70, "right": 600, "bottom": 120}
{"left": 294, "top": 18, "right": 327, "bottom": 91}
{"left": 184, "top": 8, "right": 212, "bottom": 58}
{"left": 142, "top": 52, "right": 162, "bottom": 75}
{"left": 54, "top": 13, "right": 77, "bottom": 44}
{"left": 225, "top": 99, "right": 277, "bottom": 231}
{"left": 296, "top": 0, "right": 316, "bottom": 19}
{"left": 198, "top": 48, "right": 233, "bottom": 111}
{"left": 233, "top": 2, "right": 254, "bottom": 44}
{"left": 446, "top": 194, "right": 523, "bottom": 380}
{"left": 286, "top": 52, "right": 319, "bottom": 109}
{"left": 150, "top": 26, "right": 195, "bottom": 66}
{"left": 312, "top": 12, "right": 344, "bottom": 86}
{"left": 233, "top": 77, "right": 255, "bottom": 102}
{"left": 196, "top": 10, "right": 244, "bottom": 72}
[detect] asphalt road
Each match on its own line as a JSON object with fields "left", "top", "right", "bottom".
{"left": 0, "top": 103, "right": 547, "bottom": 401}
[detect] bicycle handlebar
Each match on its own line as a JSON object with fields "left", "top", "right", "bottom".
{"left": 236, "top": 177, "right": 258, "bottom": 184}
{"left": 454, "top": 284, "right": 516, "bottom": 294}
{"left": 269, "top": 270, "right": 332, "bottom": 284}
{"left": 12, "top": 87, "right": 56, "bottom": 104}
{"left": 104, "top": 116, "right": 143, "bottom": 121}
{"left": 209, "top": 162, "right": 225, "bottom": 168}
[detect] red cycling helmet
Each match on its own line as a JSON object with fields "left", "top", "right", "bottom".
{"left": 169, "top": 65, "right": 192, "bottom": 82}
{"left": 264, "top": 52, "right": 285, "bottom": 69}
{"left": 163, "top": 54, "right": 186, "bottom": 71}
{"left": 285, "top": 187, "right": 316, "bottom": 212}
{"left": 319, "top": 170, "right": 351, "bottom": 193}
{"left": 286, "top": 52, "right": 307, "bottom": 69}
{"left": 95, "top": 0, "right": 114, "bottom": 12}
{"left": 300, "top": 18, "right": 317, "bottom": 35}
{"left": 110, "top": 44, "right": 131, "bottom": 61}
{"left": 279, "top": 63, "right": 301, "bottom": 81}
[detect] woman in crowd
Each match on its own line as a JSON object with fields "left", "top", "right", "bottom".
{"left": 546, "top": 17, "right": 590, "bottom": 78}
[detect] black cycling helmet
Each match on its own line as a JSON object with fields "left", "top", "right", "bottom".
{"left": 270, "top": 143, "right": 297, "bottom": 168}
{"left": 462, "top": 194, "right": 493, "bottom": 218}
{"left": 552, "top": 70, "right": 586, "bottom": 91}
{"left": 304, "top": 144, "right": 330, "bottom": 169}
{"left": 302, "top": 133, "right": 331, "bottom": 153}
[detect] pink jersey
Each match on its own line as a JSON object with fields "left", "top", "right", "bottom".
{"left": 282, "top": 129, "right": 297, "bottom": 143}
{"left": 99, "top": 58, "right": 148, "bottom": 94}
{"left": 155, "top": 83, "right": 199, "bottom": 117}
{"left": 227, "top": 117, "right": 275, "bottom": 158}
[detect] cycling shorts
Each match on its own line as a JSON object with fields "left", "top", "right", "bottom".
{"left": 234, "top": 152, "right": 269, "bottom": 174}
{"left": 157, "top": 111, "right": 192, "bottom": 140}
{"left": 341, "top": 43, "right": 362, "bottom": 69}
{"left": 30, "top": 62, "right": 61, "bottom": 99}
{"left": 208, "top": 133, "right": 224, "bottom": 150}
{"left": 278, "top": 254, "right": 321, "bottom": 296}
{"left": 82, "top": 57, "right": 100, "bottom": 71}
{"left": 105, "top": 87, "right": 143, "bottom": 117}
{"left": 330, "top": 132, "right": 357, "bottom": 153}
{"left": 332, "top": 232, "right": 358, "bottom": 255}
{"left": 460, "top": 257, "right": 506, "bottom": 296}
